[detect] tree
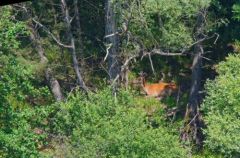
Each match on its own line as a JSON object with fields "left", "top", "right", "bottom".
{"left": 60, "top": 0, "right": 88, "bottom": 91}
{"left": 181, "top": 8, "right": 207, "bottom": 148}
{"left": 2, "top": 0, "right": 240, "bottom": 157}
{"left": 29, "top": 23, "right": 64, "bottom": 101}
{"left": 11, "top": 3, "right": 65, "bottom": 101}
{"left": 105, "top": 0, "right": 120, "bottom": 92}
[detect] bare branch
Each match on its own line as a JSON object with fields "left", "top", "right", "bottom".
{"left": 151, "top": 49, "right": 186, "bottom": 56}
{"left": 69, "top": 16, "right": 75, "bottom": 23}
{"left": 111, "top": 54, "right": 138, "bottom": 86}
{"left": 104, "top": 43, "right": 112, "bottom": 61}
{"left": 200, "top": 56, "right": 212, "bottom": 61}
{"left": 213, "top": 33, "right": 219, "bottom": 44}
{"left": 32, "top": 18, "right": 73, "bottom": 48}
{"left": 148, "top": 53, "right": 156, "bottom": 76}
{"left": 12, "top": 4, "right": 28, "bottom": 12}
{"left": 104, "top": 32, "right": 119, "bottom": 38}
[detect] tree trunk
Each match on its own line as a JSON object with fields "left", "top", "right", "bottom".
{"left": 29, "top": 24, "right": 64, "bottom": 102}
{"left": 105, "top": 0, "right": 120, "bottom": 89}
{"left": 73, "top": 0, "right": 84, "bottom": 59}
{"left": 61, "top": 0, "right": 88, "bottom": 91}
{"left": 181, "top": 9, "right": 206, "bottom": 148}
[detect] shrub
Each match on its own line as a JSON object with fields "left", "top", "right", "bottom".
{"left": 0, "top": 107, "right": 51, "bottom": 158}
{"left": 49, "top": 88, "right": 188, "bottom": 158}
{"left": 0, "top": 55, "right": 187, "bottom": 157}
{"left": 0, "top": 55, "right": 53, "bottom": 157}
{"left": 202, "top": 54, "right": 240, "bottom": 157}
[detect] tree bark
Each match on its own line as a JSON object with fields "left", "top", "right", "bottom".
{"left": 29, "top": 24, "right": 64, "bottom": 102}
{"left": 61, "top": 0, "right": 88, "bottom": 91}
{"left": 105, "top": 0, "right": 120, "bottom": 88}
{"left": 181, "top": 9, "right": 206, "bottom": 148}
{"left": 73, "top": 0, "right": 84, "bottom": 59}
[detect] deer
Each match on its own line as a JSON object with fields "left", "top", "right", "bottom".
{"left": 138, "top": 72, "right": 178, "bottom": 99}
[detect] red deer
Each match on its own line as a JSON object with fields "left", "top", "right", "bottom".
{"left": 139, "top": 72, "right": 178, "bottom": 99}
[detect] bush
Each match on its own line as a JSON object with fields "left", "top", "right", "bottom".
{"left": 202, "top": 54, "right": 240, "bottom": 157}
{"left": 0, "top": 55, "right": 53, "bottom": 157}
{"left": 0, "top": 107, "right": 51, "bottom": 158}
{"left": 0, "top": 55, "right": 52, "bottom": 107}
{"left": 0, "top": 56, "right": 187, "bottom": 157}
{"left": 49, "top": 88, "right": 188, "bottom": 158}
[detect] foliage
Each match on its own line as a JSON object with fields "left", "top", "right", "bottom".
{"left": 0, "top": 55, "right": 52, "bottom": 108}
{"left": 202, "top": 54, "right": 240, "bottom": 157}
{"left": 0, "top": 107, "right": 51, "bottom": 158}
{"left": 49, "top": 88, "right": 187, "bottom": 158}
{"left": 0, "top": 55, "right": 53, "bottom": 157}
{"left": 0, "top": 0, "right": 240, "bottom": 157}
{"left": 0, "top": 6, "right": 27, "bottom": 52}
{"left": 192, "top": 149, "right": 224, "bottom": 158}
{"left": 116, "top": 0, "right": 211, "bottom": 54}
{"left": 233, "top": 2, "right": 240, "bottom": 21}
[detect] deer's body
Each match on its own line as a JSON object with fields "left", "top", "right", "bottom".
{"left": 142, "top": 82, "right": 177, "bottom": 97}
{"left": 139, "top": 72, "right": 178, "bottom": 98}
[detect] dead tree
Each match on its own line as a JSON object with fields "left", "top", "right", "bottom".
{"left": 181, "top": 8, "right": 207, "bottom": 149}
{"left": 61, "top": 0, "right": 88, "bottom": 91}
{"left": 105, "top": 0, "right": 120, "bottom": 92}
{"left": 29, "top": 24, "right": 64, "bottom": 102}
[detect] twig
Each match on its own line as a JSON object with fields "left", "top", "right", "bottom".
{"left": 104, "top": 32, "right": 119, "bottom": 38}
{"left": 187, "top": 113, "right": 199, "bottom": 127}
{"left": 200, "top": 55, "right": 212, "bottom": 61}
{"left": 104, "top": 43, "right": 112, "bottom": 61}
{"left": 213, "top": 33, "right": 219, "bottom": 44}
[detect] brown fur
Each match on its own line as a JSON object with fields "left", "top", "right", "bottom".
{"left": 139, "top": 72, "right": 178, "bottom": 98}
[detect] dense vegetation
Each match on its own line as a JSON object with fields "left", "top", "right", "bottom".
{"left": 202, "top": 55, "right": 240, "bottom": 157}
{"left": 0, "top": 0, "right": 240, "bottom": 157}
